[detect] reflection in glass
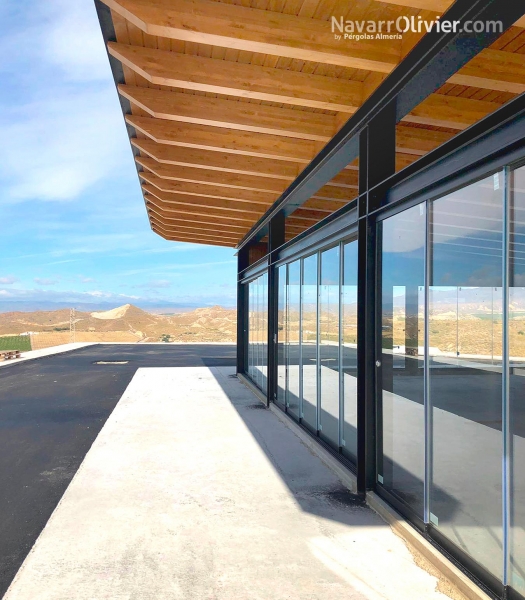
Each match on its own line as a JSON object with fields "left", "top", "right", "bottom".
{"left": 380, "top": 204, "right": 425, "bottom": 516}
{"left": 429, "top": 174, "right": 503, "bottom": 579}
{"left": 301, "top": 254, "right": 318, "bottom": 432}
{"left": 510, "top": 165, "right": 525, "bottom": 594}
{"left": 255, "top": 276, "right": 262, "bottom": 389}
{"left": 248, "top": 281, "right": 254, "bottom": 379}
{"left": 319, "top": 246, "right": 341, "bottom": 449}
{"left": 342, "top": 240, "right": 358, "bottom": 463}
{"left": 287, "top": 261, "right": 301, "bottom": 420}
{"left": 247, "top": 274, "right": 269, "bottom": 392}
{"left": 261, "top": 272, "right": 268, "bottom": 394}
{"left": 277, "top": 265, "right": 287, "bottom": 407}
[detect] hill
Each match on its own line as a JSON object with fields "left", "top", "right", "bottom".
{"left": 0, "top": 304, "right": 236, "bottom": 349}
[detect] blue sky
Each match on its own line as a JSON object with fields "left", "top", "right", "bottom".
{"left": 0, "top": 0, "right": 237, "bottom": 309}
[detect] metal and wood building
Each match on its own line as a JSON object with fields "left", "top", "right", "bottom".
{"left": 96, "top": 1, "right": 525, "bottom": 597}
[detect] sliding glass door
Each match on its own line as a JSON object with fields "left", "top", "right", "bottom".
{"left": 510, "top": 164, "right": 525, "bottom": 596}
{"left": 301, "top": 253, "right": 318, "bottom": 432}
{"left": 319, "top": 246, "right": 341, "bottom": 449}
{"left": 429, "top": 175, "right": 503, "bottom": 578}
{"left": 378, "top": 204, "right": 426, "bottom": 517}
{"left": 287, "top": 260, "right": 301, "bottom": 420}
{"left": 377, "top": 170, "right": 516, "bottom": 585}
{"left": 342, "top": 240, "right": 358, "bottom": 462}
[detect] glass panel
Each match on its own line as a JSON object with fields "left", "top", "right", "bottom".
{"left": 248, "top": 281, "right": 254, "bottom": 379}
{"left": 287, "top": 261, "right": 301, "bottom": 420}
{"left": 429, "top": 174, "right": 503, "bottom": 579}
{"left": 301, "top": 254, "right": 318, "bottom": 431}
{"left": 379, "top": 204, "right": 425, "bottom": 517}
{"left": 277, "top": 265, "right": 287, "bottom": 407}
{"left": 261, "top": 273, "right": 268, "bottom": 394}
{"left": 510, "top": 165, "right": 525, "bottom": 594}
{"left": 255, "top": 276, "right": 260, "bottom": 388}
{"left": 342, "top": 240, "right": 358, "bottom": 463}
{"left": 319, "top": 246, "right": 341, "bottom": 449}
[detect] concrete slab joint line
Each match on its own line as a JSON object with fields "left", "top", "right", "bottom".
{"left": 7, "top": 366, "right": 470, "bottom": 600}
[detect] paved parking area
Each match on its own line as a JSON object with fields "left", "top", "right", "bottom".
{"left": 0, "top": 344, "right": 235, "bottom": 597}
{"left": 4, "top": 366, "right": 449, "bottom": 600}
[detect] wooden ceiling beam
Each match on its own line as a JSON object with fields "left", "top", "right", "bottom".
{"left": 128, "top": 115, "right": 316, "bottom": 163}
{"left": 143, "top": 187, "right": 264, "bottom": 218}
{"left": 140, "top": 156, "right": 352, "bottom": 205}
{"left": 110, "top": 38, "right": 521, "bottom": 114}
{"left": 378, "top": 0, "right": 525, "bottom": 32}
{"left": 396, "top": 125, "right": 454, "bottom": 155}
{"left": 121, "top": 82, "right": 500, "bottom": 134}
{"left": 292, "top": 207, "right": 335, "bottom": 222}
{"left": 149, "top": 216, "right": 245, "bottom": 238}
{"left": 146, "top": 203, "right": 255, "bottom": 228}
{"left": 102, "top": 0, "right": 400, "bottom": 72}
{"left": 115, "top": 44, "right": 505, "bottom": 125}
{"left": 406, "top": 94, "right": 503, "bottom": 130}
{"left": 146, "top": 201, "right": 259, "bottom": 225}
{"left": 150, "top": 217, "right": 239, "bottom": 239}
{"left": 328, "top": 169, "right": 360, "bottom": 188}
{"left": 120, "top": 84, "right": 336, "bottom": 142}
{"left": 147, "top": 207, "right": 250, "bottom": 231}
{"left": 132, "top": 139, "right": 301, "bottom": 181}
{"left": 140, "top": 172, "right": 275, "bottom": 206}
{"left": 151, "top": 226, "right": 236, "bottom": 247}
{"left": 109, "top": 42, "right": 362, "bottom": 113}
{"left": 136, "top": 156, "right": 288, "bottom": 194}
{"left": 377, "top": 1, "right": 525, "bottom": 92}
{"left": 129, "top": 114, "right": 472, "bottom": 170}
{"left": 300, "top": 198, "right": 348, "bottom": 213}
{"left": 313, "top": 185, "right": 357, "bottom": 201}
{"left": 452, "top": 49, "right": 525, "bottom": 94}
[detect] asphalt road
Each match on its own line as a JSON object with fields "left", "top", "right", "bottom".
{"left": 0, "top": 344, "right": 236, "bottom": 598}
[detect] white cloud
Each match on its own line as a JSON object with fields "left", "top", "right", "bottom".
{"left": 1, "top": 89, "right": 129, "bottom": 202}
{"left": 0, "top": 276, "right": 19, "bottom": 285}
{"left": 87, "top": 290, "right": 112, "bottom": 298}
{"left": 0, "top": 0, "right": 131, "bottom": 203}
{"left": 42, "top": 0, "right": 111, "bottom": 83}
{"left": 34, "top": 278, "right": 59, "bottom": 285}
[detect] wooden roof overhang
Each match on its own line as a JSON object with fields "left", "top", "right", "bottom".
{"left": 95, "top": 0, "right": 525, "bottom": 248}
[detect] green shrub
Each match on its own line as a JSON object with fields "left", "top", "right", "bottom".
{"left": 0, "top": 336, "right": 32, "bottom": 351}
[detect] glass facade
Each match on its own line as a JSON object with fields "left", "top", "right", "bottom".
{"left": 247, "top": 272, "right": 268, "bottom": 394}
{"left": 277, "top": 265, "right": 287, "bottom": 407}
{"left": 379, "top": 204, "right": 425, "bottom": 517}
{"left": 510, "top": 165, "right": 525, "bottom": 596}
{"left": 342, "top": 240, "right": 358, "bottom": 462}
{"left": 429, "top": 176, "right": 503, "bottom": 578}
{"left": 287, "top": 261, "right": 301, "bottom": 420}
{"left": 319, "top": 246, "right": 341, "bottom": 449}
{"left": 246, "top": 239, "right": 358, "bottom": 463}
{"left": 243, "top": 164, "right": 525, "bottom": 598}
{"left": 301, "top": 253, "right": 318, "bottom": 432}
{"left": 375, "top": 167, "right": 525, "bottom": 591}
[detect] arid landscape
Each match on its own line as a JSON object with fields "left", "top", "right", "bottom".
{"left": 0, "top": 304, "right": 236, "bottom": 351}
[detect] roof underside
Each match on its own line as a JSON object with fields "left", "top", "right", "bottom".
{"left": 98, "top": 0, "right": 525, "bottom": 248}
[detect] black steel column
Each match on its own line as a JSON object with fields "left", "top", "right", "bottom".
{"left": 267, "top": 212, "right": 285, "bottom": 406}
{"left": 236, "top": 245, "right": 249, "bottom": 375}
{"left": 357, "top": 100, "right": 396, "bottom": 494}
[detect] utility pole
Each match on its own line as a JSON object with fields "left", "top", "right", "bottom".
{"left": 70, "top": 308, "right": 76, "bottom": 343}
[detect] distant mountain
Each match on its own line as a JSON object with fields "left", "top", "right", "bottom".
{"left": 0, "top": 300, "right": 228, "bottom": 314}
{"left": 0, "top": 304, "right": 236, "bottom": 344}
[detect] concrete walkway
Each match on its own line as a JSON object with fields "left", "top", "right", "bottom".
{"left": 5, "top": 367, "right": 451, "bottom": 600}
